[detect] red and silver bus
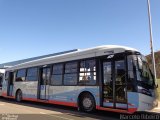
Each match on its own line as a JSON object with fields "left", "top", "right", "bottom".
{"left": 1, "top": 45, "right": 158, "bottom": 114}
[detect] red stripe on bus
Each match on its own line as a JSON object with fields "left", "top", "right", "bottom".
{"left": 2, "top": 92, "right": 15, "bottom": 99}
{"left": 127, "top": 108, "right": 137, "bottom": 113}
{"left": 2, "top": 95, "right": 137, "bottom": 114}
{"left": 23, "top": 97, "right": 77, "bottom": 107}
{"left": 2, "top": 92, "right": 7, "bottom": 96}
{"left": 128, "top": 103, "right": 135, "bottom": 107}
{"left": 48, "top": 100, "right": 77, "bottom": 107}
{"left": 2, "top": 95, "right": 15, "bottom": 99}
{"left": 23, "top": 97, "right": 136, "bottom": 114}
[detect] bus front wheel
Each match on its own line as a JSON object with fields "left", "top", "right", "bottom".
{"left": 16, "top": 90, "right": 22, "bottom": 102}
{"left": 79, "top": 93, "right": 96, "bottom": 113}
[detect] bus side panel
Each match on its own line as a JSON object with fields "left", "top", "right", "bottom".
{"left": 13, "top": 82, "right": 38, "bottom": 99}
{"left": 48, "top": 86, "right": 77, "bottom": 106}
{"left": 127, "top": 92, "right": 139, "bottom": 111}
{"left": 2, "top": 80, "right": 8, "bottom": 97}
{"left": 128, "top": 92, "right": 158, "bottom": 112}
{"left": 24, "top": 81, "right": 38, "bottom": 99}
{"left": 48, "top": 86, "right": 100, "bottom": 107}
{"left": 137, "top": 93, "right": 158, "bottom": 111}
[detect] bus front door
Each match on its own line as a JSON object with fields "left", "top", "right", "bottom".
{"left": 7, "top": 72, "right": 14, "bottom": 96}
{"left": 39, "top": 67, "right": 50, "bottom": 100}
{"left": 102, "top": 55, "right": 127, "bottom": 109}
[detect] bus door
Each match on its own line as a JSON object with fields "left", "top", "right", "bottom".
{"left": 7, "top": 72, "right": 14, "bottom": 96}
{"left": 102, "top": 54, "right": 128, "bottom": 109}
{"left": 39, "top": 67, "right": 50, "bottom": 100}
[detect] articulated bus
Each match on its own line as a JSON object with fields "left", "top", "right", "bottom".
{"left": 1, "top": 45, "right": 158, "bottom": 114}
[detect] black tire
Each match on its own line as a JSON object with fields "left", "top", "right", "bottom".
{"left": 16, "top": 90, "right": 22, "bottom": 102}
{"left": 79, "top": 93, "right": 96, "bottom": 113}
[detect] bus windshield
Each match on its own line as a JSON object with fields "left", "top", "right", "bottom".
{"left": 136, "top": 55, "right": 155, "bottom": 88}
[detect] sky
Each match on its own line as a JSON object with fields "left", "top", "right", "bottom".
{"left": 0, "top": 0, "right": 160, "bottom": 63}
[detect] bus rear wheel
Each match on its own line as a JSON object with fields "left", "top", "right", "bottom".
{"left": 79, "top": 93, "right": 96, "bottom": 113}
{"left": 16, "top": 90, "right": 22, "bottom": 102}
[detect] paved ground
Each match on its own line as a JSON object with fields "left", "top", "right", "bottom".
{"left": 0, "top": 97, "right": 160, "bottom": 120}
{"left": 148, "top": 101, "right": 160, "bottom": 113}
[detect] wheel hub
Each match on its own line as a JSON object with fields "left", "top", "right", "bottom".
{"left": 83, "top": 98, "right": 92, "bottom": 108}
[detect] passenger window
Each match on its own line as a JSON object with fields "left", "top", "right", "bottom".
{"left": 16, "top": 69, "right": 26, "bottom": 82}
{"left": 64, "top": 62, "right": 78, "bottom": 85}
{"left": 65, "top": 62, "right": 77, "bottom": 73}
{"left": 26, "top": 67, "right": 38, "bottom": 81}
{"left": 51, "top": 64, "right": 63, "bottom": 85}
{"left": 79, "top": 59, "right": 96, "bottom": 85}
{"left": 115, "top": 60, "right": 125, "bottom": 85}
{"left": 103, "top": 62, "right": 112, "bottom": 85}
{"left": 5, "top": 72, "right": 9, "bottom": 80}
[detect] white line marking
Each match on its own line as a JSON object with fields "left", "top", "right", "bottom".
{"left": 40, "top": 112, "right": 47, "bottom": 114}
{"left": 40, "top": 112, "right": 74, "bottom": 120}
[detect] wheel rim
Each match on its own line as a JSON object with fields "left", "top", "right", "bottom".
{"left": 82, "top": 97, "right": 92, "bottom": 109}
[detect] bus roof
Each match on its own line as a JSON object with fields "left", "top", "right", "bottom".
{"left": 0, "top": 49, "right": 78, "bottom": 69}
{"left": 6, "top": 45, "right": 138, "bottom": 70}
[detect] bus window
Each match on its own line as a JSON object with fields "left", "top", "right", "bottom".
{"left": 136, "top": 55, "right": 154, "bottom": 88}
{"left": 16, "top": 69, "right": 26, "bottom": 82}
{"left": 26, "top": 67, "right": 38, "bottom": 81}
{"left": 127, "top": 56, "right": 134, "bottom": 82}
{"left": 64, "top": 62, "right": 78, "bottom": 85}
{"left": 127, "top": 55, "right": 136, "bottom": 92}
{"left": 5, "top": 72, "right": 9, "bottom": 81}
{"left": 103, "top": 62, "right": 112, "bottom": 85}
{"left": 79, "top": 59, "right": 96, "bottom": 85}
{"left": 115, "top": 60, "right": 125, "bottom": 85}
{"left": 115, "top": 60, "right": 127, "bottom": 102}
{"left": 51, "top": 64, "right": 63, "bottom": 85}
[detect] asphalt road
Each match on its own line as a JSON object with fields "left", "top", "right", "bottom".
{"left": 0, "top": 97, "right": 159, "bottom": 120}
